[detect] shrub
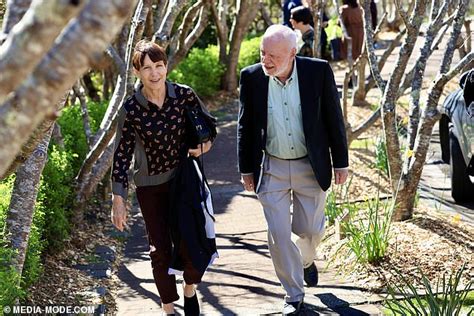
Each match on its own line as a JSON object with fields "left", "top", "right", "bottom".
{"left": 36, "top": 146, "right": 73, "bottom": 252}
{"left": 386, "top": 264, "right": 473, "bottom": 315}
{"left": 237, "top": 36, "right": 262, "bottom": 74}
{"left": 0, "top": 176, "right": 26, "bottom": 307}
{"left": 373, "top": 136, "right": 389, "bottom": 177}
{"left": 342, "top": 192, "right": 393, "bottom": 264}
{"left": 168, "top": 46, "right": 224, "bottom": 97}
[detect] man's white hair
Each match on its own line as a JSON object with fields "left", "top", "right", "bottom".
{"left": 262, "top": 25, "right": 298, "bottom": 51}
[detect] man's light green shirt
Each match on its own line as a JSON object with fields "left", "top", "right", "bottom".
{"left": 266, "top": 61, "right": 307, "bottom": 159}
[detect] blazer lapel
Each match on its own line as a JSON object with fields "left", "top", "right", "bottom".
{"left": 255, "top": 66, "right": 269, "bottom": 134}
{"left": 296, "top": 57, "right": 316, "bottom": 135}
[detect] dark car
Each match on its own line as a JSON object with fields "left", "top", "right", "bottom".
{"left": 439, "top": 69, "right": 474, "bottom": 202}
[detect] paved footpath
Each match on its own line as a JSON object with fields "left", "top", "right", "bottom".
{"left": 115, "top": 118, "right": 384, "bottom": 315}
{"left": 115, "top": 31, "right": 473, "bottom": 315}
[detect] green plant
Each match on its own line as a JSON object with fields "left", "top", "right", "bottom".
{"left": 325, "top": 177, "right": 353, "bottom": 225}
{"left": 237, "top": 36, "right": 262, "bottom": 74}
{"left": 168, "top": 45, "right": 225, "bottom": 97}
{"left": 386, "top": 264, "right": 473, "bottom": 316}
{"left": 373, "top": 136, "right": 389, "bottom": 177}
{"left": 342, "top": 192, "right": 393, "bottom": 264}
{"left": 0, "top": 245, "right": 25, "bottom": 309}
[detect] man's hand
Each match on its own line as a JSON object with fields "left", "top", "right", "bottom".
{"left": 241, "top": 174, "right": 255, "bottom": 192}
{"left": 188, "top": 140, "right": 212, "bottom": 157}
{"left": 334, "top": 169, "right": 349, "bottom": 185}
{"left": 111, "top": 195, "right": 128, "bottom": 231}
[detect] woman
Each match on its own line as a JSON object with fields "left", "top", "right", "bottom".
{"left": 340, "top": 0, "right": 364, "bottom": 60}
{"left": 111, "top": 39, "right": 215, "bottom": 315}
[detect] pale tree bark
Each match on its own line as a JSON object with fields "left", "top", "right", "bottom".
{"left": 392, "top": 0, "right": 471, "bottom": 221}
{"left": 398, "top": 13, "right": 455, "bottom": 95}
{"left": 0, "top": 0, "right": 138, "bottom": 178}
{"left": 5, "top": 125, "right": 53, "bottom": 278}
{"left": 371, "top": 0, "right": 428, "bottom": 192}
{"left": 51, "top": 122, "right": 64, "bottom": 148}
{"left": 259, "top": 0, "right": 273, "bottom": 27}
{"left": 0, "top": 0, "right": 85, "bottom": 103}
{"left": 1, "top": 0, "right": 31, "bottom": 40}
{"left": 407, "top": 0, "right": 449, "bottom": 153}
{"left": 344, "top": 12, "right": 388, "bottom": 143}
{"left": 210, "top": 0, "right": 229, "bottom": 65}
{"left": 74, "top": 0, "right": 147, "bottom": 223}
{"left": 167, "top": 0, "right": 211, "bottom": 71}
{"left": 152, "top": 0, "right": 187, "bottom": 49}
{"left": 0, "top": 0, "right": 60, "bottom": 180}
{"left": 351, "top": 13, "right": 387, "bottom": 106}
{"left": 219, "top": 0, "right": 260, "bottom": 92}
{"left": 310, "top": 0, "right": 324, "bottom": 58}
{"left": 72, "top": 82, "right": 93, "bottom": 149}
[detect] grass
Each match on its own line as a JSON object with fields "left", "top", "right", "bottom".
{"left": 349, "top": 138, "right": 374, "bottom": 150}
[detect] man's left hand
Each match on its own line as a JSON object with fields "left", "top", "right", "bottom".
{"left": 188, "top": 140, "right": 212, "bottom": 157}
{"left": 334, "top": 169, "right": 349, "bottom": 185}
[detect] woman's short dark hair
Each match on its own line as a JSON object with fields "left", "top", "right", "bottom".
{"left": 132, "top": 40, "right": 167, "bottom": 70}
{"left": 290, "top": 6, "right": 313, "bottom": 25}
{"left": 344, "top": 0, "right": 359, "bottom": 8}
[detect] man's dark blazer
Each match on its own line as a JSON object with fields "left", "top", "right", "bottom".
{"left": 237, "top": 56, "right": 348, "bottom": 192}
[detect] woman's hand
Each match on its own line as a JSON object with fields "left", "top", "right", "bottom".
{"left": 188, "top": 140, "right": 212, "bottom": 157}
{"left": 111, "top": 195, "right": 128, "bottom": 231}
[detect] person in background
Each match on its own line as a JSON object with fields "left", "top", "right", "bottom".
{"left": 370, "top": 0, "right": 378, "bottom": 30}
{"left": 290, "top": 6, "right": 329, "bottom": 59}
{"left": 237, "top": 25, "right": 349, "bottom": 315}
{"left": 290, "top": 6, "right": 314, "bottom": 57}
{"left": 282, "top": 0, "right": 303, "bottom": 28}
{"left": 339, "top": 0, "right": 364, "bottom": 60}
{"left": 111, "top": 40, "right": 216, "bottom": 315}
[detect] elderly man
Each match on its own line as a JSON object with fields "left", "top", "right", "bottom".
{"left": 237, "top": 25, "right": 349, "bottom": 315}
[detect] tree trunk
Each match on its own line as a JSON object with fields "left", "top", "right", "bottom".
{"left": 381, "top": 0, "right": 427, "bottom": 191}
{"left": 0, "top": 0, "right": 84, "bottom": 102}
{"left": 0, "top": 0, "right": 138, "bottom": 178}
{"left": 352, "top": 56, "right": 368, "bottom": 106}
{"left": 1, "top": 0, "right": 32, "bottom": 38}
{"left": 167, "top": 1, "right": 210, "bottom": 71}
{"left": 72, "top": 82, "right": 93, "bottom": 149}
{"left": 82, "top": 73, "right": 101, "bottom": 102}
{"left": 221, "top": 0, "right": 259, "bottom": 92}
{"left": 392, "top": 0, "right": 471, "bottom": 221}
{"left": 5, "top": 126, "right": 53, "bottom": 277}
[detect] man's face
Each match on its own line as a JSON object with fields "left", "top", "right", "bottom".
{"left": 260, "top": 37, "right": 295, "bottom": 78}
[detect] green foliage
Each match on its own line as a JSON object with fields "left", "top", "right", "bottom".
{"left": 36, "top": 146, "right": 73, "bottom": 252}
{"left": 237, "top": 36, "right": 262, "bottom": 74}
{"left": 168, "top": 46, "right": 225, "bottom": 97}
{"left": 0, "top": 177, "right": 26, "bottom": 308}
{"left": 325, "top": 177, "right": 354, "bottom": 225}
{"left": 385, "top": 264, "right": 473, "bottom": 316}
{"left": 0, "top": 245, "right": 26, "bottom": 309}
{"left": 373, "top": 136, "right": 389, "bottom": 177}
{"left": 0, "top": 100, "right": 108, "bottom": 302}
{"left": 342, "top": 193, "right": 393, "bottom": 264}
{"left": 58, "top": 101, "right": 108, "bottom": 171}
{"left": 169, "top": 36, "right": 262, "bottom": 97}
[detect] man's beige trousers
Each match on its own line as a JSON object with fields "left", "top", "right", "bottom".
{"left": 257, "top": 154, "right": 326, "bottom": 302}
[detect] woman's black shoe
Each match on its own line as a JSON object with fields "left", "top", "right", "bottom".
{"left": 184, "top": 293, "right": 200, "bottom": 315}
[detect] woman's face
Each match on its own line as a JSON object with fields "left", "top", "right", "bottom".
{"left": 134, "top": 54, "right": 167, "bottom": 90}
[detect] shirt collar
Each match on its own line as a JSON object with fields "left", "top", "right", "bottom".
{"left": 134, "top": 81, "right": 177, "bottom": 110}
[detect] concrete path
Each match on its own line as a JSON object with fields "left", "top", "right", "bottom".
{"left": 115, "top": 29, "right": 473, "bottom": 315}
{"left": 115, "top": 119, "right": 385, "bottom": 315}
